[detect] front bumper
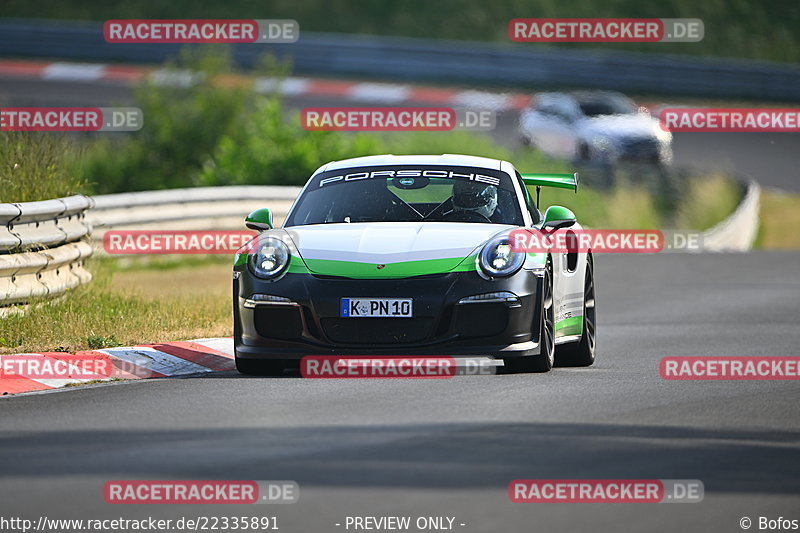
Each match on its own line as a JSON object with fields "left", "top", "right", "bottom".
{"left": 617, "top": 138, "right": 672, "bottom": 164}
{"left": 234, "top": 268, "right": 543, "bottom": 360}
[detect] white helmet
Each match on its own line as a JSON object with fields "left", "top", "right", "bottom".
{"left": 452, "top": 180, "right": 498, "bottom": 219}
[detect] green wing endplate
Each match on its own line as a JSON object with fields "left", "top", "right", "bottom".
{"left": 521, "top": 172, "right": 579, "bottom": 193}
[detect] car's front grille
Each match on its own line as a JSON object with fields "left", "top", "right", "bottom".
{"left": 619, "top": 137, "right": 661, "bottom": 157}
{"left": 454, "top": 303, "right": 509, "bottom": 338}
{"left": 253, "top": 306, "right": 304, "bottom": 340}
{"left": 320, "top": 317, "right": 435, "bottom": 345}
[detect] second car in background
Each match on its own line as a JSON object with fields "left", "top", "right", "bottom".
{"left": 518, "top": 91, "right": 672, "bottom": 166}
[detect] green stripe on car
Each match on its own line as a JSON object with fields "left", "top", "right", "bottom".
{"left": 302, "top": 256, "right": 477, "bottom": 279}
{"left": 556, "top": 316, "right": 583, "bottom": 336}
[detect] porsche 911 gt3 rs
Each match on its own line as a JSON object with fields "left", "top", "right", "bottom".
{"left": 233, "top": 154, "right": 596, "bottom": 374}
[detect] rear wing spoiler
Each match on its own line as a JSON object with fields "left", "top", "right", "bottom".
{"left": 520, "top": 172, "right": 579, "bottom": 206}
{"left": 520, "top": 173, "right": 579, "bottom": 192}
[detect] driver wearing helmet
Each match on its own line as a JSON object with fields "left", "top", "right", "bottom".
{"left": 449, "top": 179, "right": 498, "bottom": 221}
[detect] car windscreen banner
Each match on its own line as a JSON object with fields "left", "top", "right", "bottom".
{"left": 308, "top": 165, "right": 514, "bottom": 191}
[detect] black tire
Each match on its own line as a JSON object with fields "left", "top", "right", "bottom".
{"left": 234, "top": 355, "right": 287, "bottom": 376}
{"left": 504, "top": 255, "right": 555, "bottom": 373}
{"left": 577, "top": 143, "right": 592, "bottom": 162}
{"left": 556, "top": 255, "right": 596, "bottom": 367}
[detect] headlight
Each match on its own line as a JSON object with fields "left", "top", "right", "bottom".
{"left": 655, "top": 127, "right": 672, "bottom": 143}
{"left": 479, "top": 237, "right": 525, "bottom": 278}
{"left": 248, "top": 237, "right": 290, "bottom": 279}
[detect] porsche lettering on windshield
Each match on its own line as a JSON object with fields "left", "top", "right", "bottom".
{"left": 318, "top": 169, "right": 501, "bottom": 187}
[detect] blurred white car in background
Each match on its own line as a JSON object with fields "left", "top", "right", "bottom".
{"left": 518, "top": 91, "right": 672, "bottom": 166}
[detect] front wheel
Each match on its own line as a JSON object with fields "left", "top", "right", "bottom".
{"left": 504, "top": 256, "right": 555, "bottom": 373}
{"left": 576, "top": 142, "right": 592, "bottom": 162}
{"left": 556, "top": 255, "right": 596, "bottom": 367}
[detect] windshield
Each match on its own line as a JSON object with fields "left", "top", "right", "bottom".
{"left": 579, "top": 97, "right": 637, "bottom": 117}
{"left": 285, "top": 165, "right": 525, "bottom": 227}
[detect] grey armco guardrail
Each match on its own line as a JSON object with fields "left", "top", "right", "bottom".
{"left": 88, "top": 186, "right": 302, "bottom": 237}
{"left": 0, "top": 195, "right": 93, "bottom": 307}
{"left": 701, "top": 180, "right": 761, "bottom": 252}
{"left": 2, "top": 19, "right": 800, "bottom": 101}
{"left": 89, "top": 181, "right": 758, "bottom": 253}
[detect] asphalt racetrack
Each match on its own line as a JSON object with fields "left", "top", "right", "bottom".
{"left": 2, "top": 252, "right": 799, "bottom": 531}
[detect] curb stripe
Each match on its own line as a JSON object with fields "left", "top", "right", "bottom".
{"left": 254, "top": 76, "right": 310, "bottom": 96}
{"left": 41, "top": 62, "right": 106, "bottom": 81}
{"left": 95, "top": 346, "right": 210, "bottom": 377}
{"left": 34, "top": 352, "right": 113, "bottom": 381}
{"left": 103, "top": 65, "right": 148, "bottom": 82}
{"left": 190, "top": 337, "right": 235, "bottom": 356}
{"left": 1, "top": 353, "right": 108, "bottom": 388}
{"left": 151, "top": 342, "right": 235, "bottom": 371}
{"left": 407, "top": 86, "right": 462, "bottom": 104}
{"left": 3, "top": 338, "right": 235, "bottom": 396}
{"left": 0, "top": 59, "right": 48, "bottom": 76}
{"left": 306, "top": 79, "right": 355, "bottom": 97}
{"left": 348, "top": 83, "right": 410, "bottom": 103}
{"left": 0, "top": 373, "right": 54, "bottom": 395}
{"left": 0, "top": 59, "right": 536, "bottom": 111}
{"left": 75, "top": 350, "right": 168, "bottom": 380}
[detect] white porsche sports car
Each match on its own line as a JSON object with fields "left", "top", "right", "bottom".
{"left": 233, "top": 154, "right": 596, "bottom": 375}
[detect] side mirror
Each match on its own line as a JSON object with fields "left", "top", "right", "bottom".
{"left": 542, "top": 205, "right": 576, "bottom": 230}
{"left": 245, "top": 208, "right": 274, "bottom": 232}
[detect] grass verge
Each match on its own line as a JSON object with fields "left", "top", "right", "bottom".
{"left": 756, "top": 189, "right": 800, "bottom": 249}
{"left": 0, "top": 132, "right": 88, "bottom": 203}
{"left": 674, "top": 173, "right": 743, "bottom": 230}
{"left": 0, "top": 258, "right": 231, "bottom": 354}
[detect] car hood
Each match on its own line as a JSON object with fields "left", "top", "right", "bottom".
{"left": 578, "top": 113, "right": 663, "bottom": 140}
{"left": 282, "top": 222, "right": 512, "bottom": 278}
